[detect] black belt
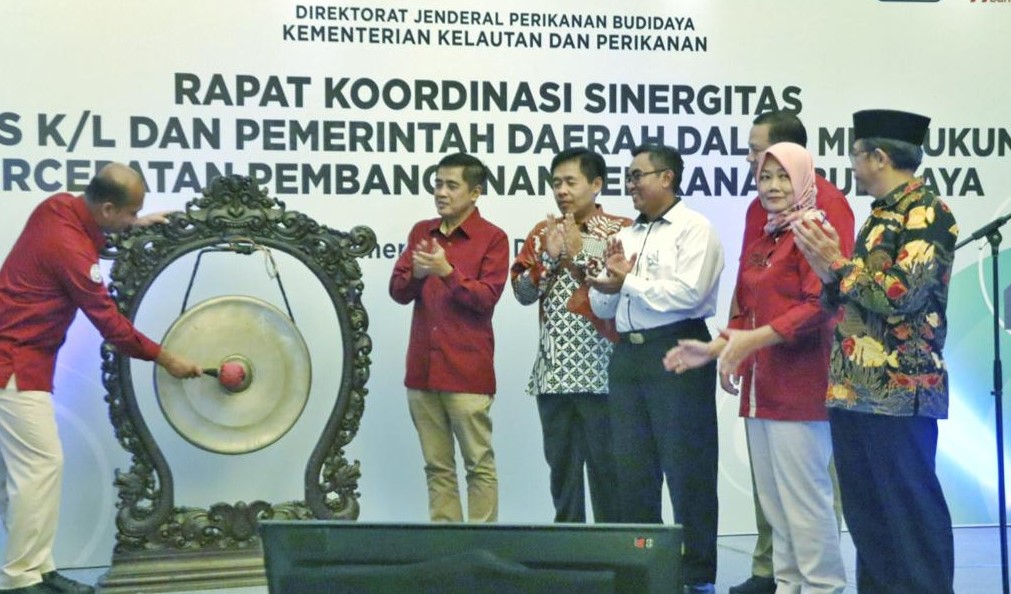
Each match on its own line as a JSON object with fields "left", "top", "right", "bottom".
{"left": 618, "top": 318, "right": 704, "bottom": 344}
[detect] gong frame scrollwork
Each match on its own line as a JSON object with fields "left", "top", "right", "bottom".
{"left": 101, "top": 175, "right": 376, "bottom": 555}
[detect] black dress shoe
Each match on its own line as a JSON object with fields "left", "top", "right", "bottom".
{"left": 41, "top": 572, "right": 93, "bottom": 594}
{"left": 0, "top": 583, "right": 57, "bottom": 594}
{"left": 728, "top": 575, "right": 776, "bottom": 594}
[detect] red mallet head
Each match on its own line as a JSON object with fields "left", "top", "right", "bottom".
{"left": 218, "top": 360, "right": 249, "bottom": 392}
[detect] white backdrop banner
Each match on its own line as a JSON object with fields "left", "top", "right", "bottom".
{"left": 1, "top": 0, "right": 1010, "bottom": 568}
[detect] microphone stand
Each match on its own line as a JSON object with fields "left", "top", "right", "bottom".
{"left": 956, "top": 213, "right": 1011, "bottom": 594}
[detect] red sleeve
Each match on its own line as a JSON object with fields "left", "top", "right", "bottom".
{"left": 729, "top": 199, "right": 765, "bottom": 329}
{"left": 389, "top": 223, "right": 425, "bottom": 304}
{"left": 766, "top": 245, "right": 835, "bottom": 343}
{"left": 815, "top": 177, "right": 855, "bottom": 257}
{"left": 442, "top": 228, "right": 509, "bottom": 315}
{"left": 509, "top": 223, "right": 548, "bottom": 305}
{"left": 47, "top": 223, "right": 160, "bottom": 361}
{"left": 510, "top": 224, "right": 546, "bottom": 284}
{"left": 742, "top": 197, "right": 765, "bottom": 253}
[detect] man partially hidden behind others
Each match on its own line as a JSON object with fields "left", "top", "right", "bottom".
{"left": 0, "top": 163, "right": 203, "bottom": 594}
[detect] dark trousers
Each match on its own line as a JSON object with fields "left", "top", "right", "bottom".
{"left": 536, "top": 393, "right": 620, "bottom": 523}
{"left": 829, "top": 408, "right": 955, "bottom": 594}
{"left": 608, "top": 319, "right": 718, "bottom": 585}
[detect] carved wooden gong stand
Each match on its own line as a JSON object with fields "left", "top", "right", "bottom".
{"left": 96, "top": 175, "right": 376, "bottom": 592}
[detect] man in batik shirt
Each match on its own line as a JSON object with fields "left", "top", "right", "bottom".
{"left": 511, "top": 148, "right": 630, "bottom": 523}
{"left": 793, "top": 109, "right": 958, "bottom": 594}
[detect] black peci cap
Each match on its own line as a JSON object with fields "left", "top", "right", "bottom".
{"left": 852, "top": 109, "right": 931, "bottom": 145}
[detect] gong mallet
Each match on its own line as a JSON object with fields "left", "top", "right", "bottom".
{"left": 202, "top": 358, "right": 252, "bottom": 392}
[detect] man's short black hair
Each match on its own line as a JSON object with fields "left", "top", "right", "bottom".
{"left": 631, "top": 144, "right": 685, "bottom": 189}
{"left": 859, "top": 137, "right": 924, "bottom": 172}
{"left": 551, "top": 148, "right": 607, "bottom": 186}
{"left": 752, "top": 110, "right": 808, "bottom": 147}
{"left": 437, "top": 153, "right": 488, "bottom": 192}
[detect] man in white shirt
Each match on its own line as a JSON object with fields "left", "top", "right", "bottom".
{"left": 589, "top": 144, "right": 724, "bottom": 594}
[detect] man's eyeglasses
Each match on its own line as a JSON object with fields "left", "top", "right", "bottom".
{"left": 625, "top": 168, "right": 670, "bottom": 185}
{"left": 848, "top": 150, "right": 871, "bottom": 165}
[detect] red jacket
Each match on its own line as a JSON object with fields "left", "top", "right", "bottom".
{"left": 0, "top": 194, "right": 161, "bottom": 392}
{"left": 729, "top": 177, "right": 854, "bottom": 420}
{"left": 389, "top": 208, "right": 509, "bottom": 395}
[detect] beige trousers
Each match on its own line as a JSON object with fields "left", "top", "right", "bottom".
{"left": 747, "top": 418, "right": 846, "bottom": 594}
{"left": 407, "top": 390, "right": 497, "bottom": 522}
{"left": 0, "top": 375, "right": 61, "bottom": 589}
{"left": 746, "top": 421, "right": 843, "bottom": 578}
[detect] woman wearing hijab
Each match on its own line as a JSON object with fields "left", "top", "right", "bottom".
{"left": 665, "top": 142, "right": 847, "bottom": 594}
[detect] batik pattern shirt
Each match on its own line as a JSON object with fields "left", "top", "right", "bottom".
{"left": 823, "top": 178, "right": 958, "bottom": 418}
{"left": 511, "top": 211, "right": 629, "bottom": 395}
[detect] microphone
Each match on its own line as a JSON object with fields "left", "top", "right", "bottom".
{"left": 955, "top": 212, "right": 1011, "bottom": 250}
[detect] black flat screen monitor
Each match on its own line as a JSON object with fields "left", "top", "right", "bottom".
{"left": 259, "top": 521, "right": 682, "bottom": 594}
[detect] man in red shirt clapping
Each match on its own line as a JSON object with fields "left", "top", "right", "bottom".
{"left": 389, "top": 153, "right": 509, "bottom": 523}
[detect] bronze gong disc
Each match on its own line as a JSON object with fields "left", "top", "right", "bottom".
{"left": 154, "top": 295, "right": 312, "bottom": 454}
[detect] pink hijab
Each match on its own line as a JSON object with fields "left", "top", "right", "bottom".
{"left": 758, "top": 142, "right": 819, "bottom": 234}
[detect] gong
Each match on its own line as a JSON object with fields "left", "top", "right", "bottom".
{"left": 154, "top": 295, "right": 312, "bottom": 455}
{"left": 98, "top": 175, "right": 375, "bottom": 593}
